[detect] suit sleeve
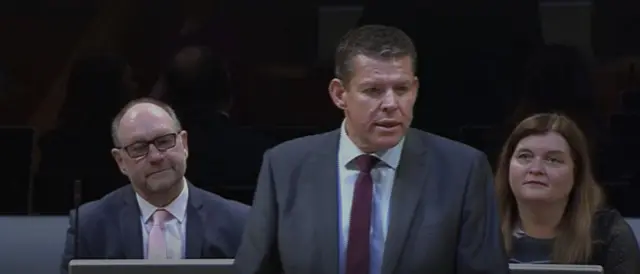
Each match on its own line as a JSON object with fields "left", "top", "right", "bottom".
{"left": 234, "top": 149, "right": 282, "bottom": 274}
{"left": 227, "top": 201, "right": 251, "bottom": 257}
{"left": 456, "top": 152, "right": 509, "bottom": 274}
{"left": 60, "top": 210, "right": 83, "bottom": 274}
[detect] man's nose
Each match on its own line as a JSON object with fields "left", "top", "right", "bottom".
{"left": 147, "top": 145, "right": 164, "bottom": 161}
{"left": 381, "top": 89, "right": 399, "bottom": 111}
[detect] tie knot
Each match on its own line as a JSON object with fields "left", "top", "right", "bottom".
{"left": 354, "top": 154, "right": 379, "bottom": 173}
{"left": 152, "top": 209, "right": 171, "bottom": 227}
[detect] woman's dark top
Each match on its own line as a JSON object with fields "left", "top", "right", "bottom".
{"left": 510, "top": 208, "right": 640, "bottom": 274}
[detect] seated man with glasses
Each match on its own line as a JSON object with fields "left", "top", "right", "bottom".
{"left": 60, "top": 97, "right": 249, "bottom": 274}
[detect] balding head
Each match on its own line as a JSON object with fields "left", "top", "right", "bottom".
{"left": 111, "top": 98, "right": 181, "bottom": 147}
{"left": 110, "top": 97, "right": 189, "bottom": 206}
{"left": 117, "top": 103, "right": 173, "bottom": 145}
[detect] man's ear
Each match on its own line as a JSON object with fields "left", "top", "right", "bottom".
{"left": 328, "top": 78, "right": 347, "bottom": 110}
{"left": 179, "top": 130, "right": 189, "bottom": 158}
{"left": 111, "top": 148, "right": 127, "bottom": 175}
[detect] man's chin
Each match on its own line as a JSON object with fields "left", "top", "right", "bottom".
{"left": 372, "top": 135, "right": 403, "bottom": 150}
{"left": 146, "top": 178, "right": 178, "bottom": 192}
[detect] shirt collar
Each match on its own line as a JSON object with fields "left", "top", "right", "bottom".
{"left": 338, "top": 119, "right": 404, "bottom": 170}
{"left": 136, "top": 178, "right": 189, "bottom": 224}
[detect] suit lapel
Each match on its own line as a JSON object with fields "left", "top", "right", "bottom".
{"left": 307, "top": 130, "right": 340, "bottom": 273}
{"left": 185, "top": 184, "right": 205, "bottom": 258}
{"left": 119, "top": 186, "right": 144, "bottom": 259}
{"left": 382, "top": 130, "right": 430, "bottom": 274}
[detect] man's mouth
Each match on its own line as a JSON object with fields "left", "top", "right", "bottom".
{"left": 375, "top": 120, "right": 401, "bottom": 128}
{"left": 147, "top": 169, "right": 169, "bottom": 176}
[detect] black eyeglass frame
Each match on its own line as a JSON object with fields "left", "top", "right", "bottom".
{"left": 117, "top": 132, "right": 179, "bottom": 158}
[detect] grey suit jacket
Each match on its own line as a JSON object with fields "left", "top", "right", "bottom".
{"left": 60, "top": 183, "right": 249, "bottom": 274}
{"left": 235, "top": 128, "right": 509, "bottom": 274}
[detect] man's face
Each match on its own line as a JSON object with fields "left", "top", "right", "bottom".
{"left": 329, "top": 55, "right": 418, "bottom": 152}
{"left": 111, "top": 103, "right": 189, "bottom": 195}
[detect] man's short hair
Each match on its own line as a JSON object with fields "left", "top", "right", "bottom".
{"left": 111, "top": 97, "right": 182, "bottom": 147}
{"left": 334, "top": 25, "right": 417, "bottom": 82}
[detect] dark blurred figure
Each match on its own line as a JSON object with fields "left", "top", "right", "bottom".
{"left": 358, "top": 0, "right": 542, "bottom": 136}
{"left": 165, "top": 46, "right": 231, "bottom": 115}
{"left": 591, "top": 0, "right": 640, "bottom": 60}
{"left": 0, "top": 64, "right": 8, "bottom": 96}
{"left": 33, "top": 53, "right": 136, "bottom": 214}
{"left": 161, "top": 45, "right": 273, "bottom": 203}
{"left": 618, "top": 62, "right": 640, "bottom": 113}
{"left": 509, "top": 44, "right": 601, "bottom": 149}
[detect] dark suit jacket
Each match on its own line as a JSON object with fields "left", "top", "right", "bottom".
{"left": 235, "top": 128, "right": 509, "bottom": 274}
{"left": 60, "top": 183, "right": 249, "bottom": 274}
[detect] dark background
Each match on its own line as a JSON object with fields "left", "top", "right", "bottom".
{"left": 1, "top": 0, "right": 640, "bottom": 218}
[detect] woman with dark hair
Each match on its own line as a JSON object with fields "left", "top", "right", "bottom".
{"left": 33, "top": 53, "right": 136, "bottom": 214}
{"left": 494, "top": 113, "right": 639, "bottom": 273}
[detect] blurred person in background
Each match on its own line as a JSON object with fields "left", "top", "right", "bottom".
{"left": 509, "top": 45, "right": 601, "bottom": 149}
{"left": 159, "top": 45, "right": 272, "bottom": 202}
{"left": 34, "top": 53, "right": 137, "bottom": 214}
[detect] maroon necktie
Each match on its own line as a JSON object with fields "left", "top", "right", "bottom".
{"left": 345, "top": 154, "right": 379, "bottom": 274}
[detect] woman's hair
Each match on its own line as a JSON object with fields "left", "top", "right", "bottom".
{"left": 495, "top": 113, "right": 604, "bottom": 263}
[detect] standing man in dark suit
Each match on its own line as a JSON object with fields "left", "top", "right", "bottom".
{"left": 60, "top": 98, "right": 249, "bottom": 274}
{"left": 235, "top": 25, "right": 509, "bottom": 274}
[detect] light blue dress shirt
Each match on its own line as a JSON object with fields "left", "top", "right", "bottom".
{"left": 337, "top": 121, "right": 405, "bottom": 274}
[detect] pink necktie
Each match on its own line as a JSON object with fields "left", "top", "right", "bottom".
{"left": 148, "top": 209, "right": 171, "bottom": 259}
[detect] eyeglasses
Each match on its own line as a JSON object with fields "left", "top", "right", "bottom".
{"left": 120, "top": 133, "right": 178, "bottom": 158}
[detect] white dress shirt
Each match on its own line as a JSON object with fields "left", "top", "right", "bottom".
{"left": 337, "top": 120, "right": 405, "bottom": 274}
{"left": 136, "top": 179, "right": 189, "bottom": 259}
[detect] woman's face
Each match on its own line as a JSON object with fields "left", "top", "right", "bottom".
{"left": 508, "top": 132, "right": 575, "bottom": 203}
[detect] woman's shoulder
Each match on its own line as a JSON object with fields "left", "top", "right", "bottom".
{"left": 592, "top": 207, "right": 629, "bottom": 238}
{"left": 591, "top": 206, "right": 638, "bottom": 255}
{"left": 594, "top": 207, "right": 624, "bottom": 224}
{"left": 591, "top": 207, "right": 640, "bottom": 272}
